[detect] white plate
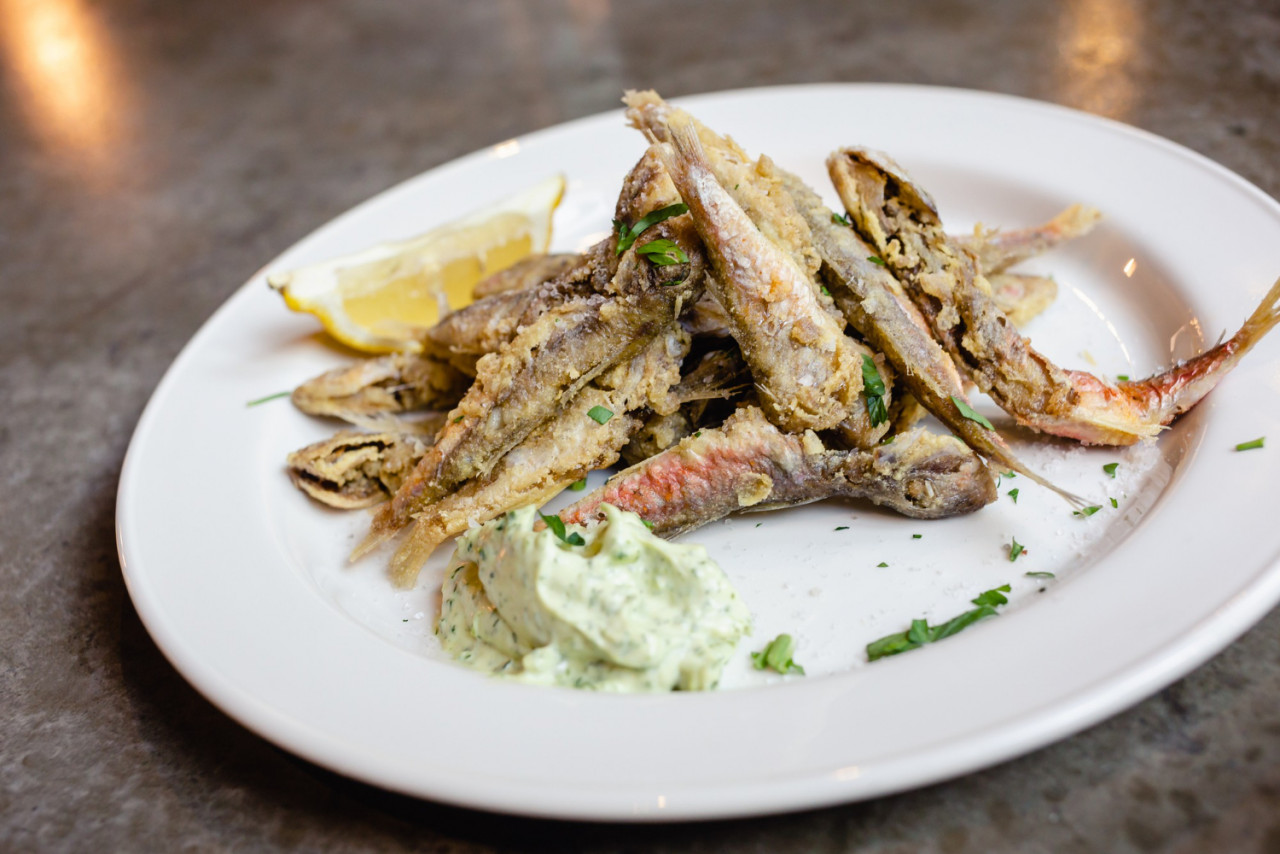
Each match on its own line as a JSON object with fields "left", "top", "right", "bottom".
{"left": 116, "top": 85, "right": 1280, "bottom": 821}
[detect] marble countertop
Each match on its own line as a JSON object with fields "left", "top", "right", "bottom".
{"left": 3, "top": 0, "right": 1278, "bottom": 850}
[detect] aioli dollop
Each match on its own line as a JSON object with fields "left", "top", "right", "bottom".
{"left": 437, "top": 503, "right": 751, "bottom": 691}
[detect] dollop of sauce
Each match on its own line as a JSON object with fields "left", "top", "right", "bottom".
{"left": 437, "top": 503, "right": 751, "bottom": 691}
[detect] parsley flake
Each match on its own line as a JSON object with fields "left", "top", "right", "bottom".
{"left": 586, "top": 405, "right": 613, "bottom": 424}
{"left": 1236, "top": 437, "right": 1265, "bottom": 451}
{"left": 1110, "top": 497, "right": 1119, "bottom": 508}
{"left": 1009, "top": 538, "right": 1025, "bottom": 561}
{"left": 820, "top": 285, "right": 831, "bottom": 297}
{"left": 861, "top": 355, "right": 888, "bottom": 427}
{"left": 1103, "top": 462, "right": 1119, "bottom": 478}
{"left": 1025, "top": 571, "right": 1055, "bottom": 578}
{"left": 568, "top": 478, "right": 587, "bottom": 491}
{"left": 636, "top": 238, "right": 689, "bottom": 266}
{"left": 835, "top": 526, "right": 849, "bottom": 531}
{"left": 951, "top": 396, "right": 994, "bottom": 430}
{"left": 1116, "top": 374, "right": 1130, "bottom": 382}
{"left": 1008, "top": 487, "right": 1020, "bottom": 503}
{"left": 877, "top": 561, "right": 889, "bottom": 568}
{"left": 867, "top": 254, "right": 886, "bottom": 267}
{"left": 540, "top": 512, "right": 585, "bottom": 546}
{"left": 1073, "top": 505, "right": 1102, "bottom": 517}
{"left": 865, "top": 584, "right": 1011, "bottom": 661}
{"left": 246, "top": 391, "right": 290, "bottom": 407}
{"left": 912, "top": 533, "right": 923, "bottom": 539}
{"left": 614, "top": 203, "right": 688, "bottom": 255}
{"left": 831, "top": 212, "right": 852, "bottom": 227}
{"left": 751, "top": 634, "right": 806, "bottom": 675}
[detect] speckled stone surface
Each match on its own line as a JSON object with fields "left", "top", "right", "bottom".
{"left": 3, "top": 0, "right": 1279, "bottom": 850}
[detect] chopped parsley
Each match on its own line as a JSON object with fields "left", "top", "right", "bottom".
{"left": 641, "top": 519, "right": 655, "bottom": 530}
{"left": 1008, "top": 538, "right": 1025, "bottom": 561}
{"left": 861, "top": 355, "right": 888, "bottom": 427}
{"left": 1236, "top": 437, "right": 1265, "bottom": 451}
{"left": 1004, "top": 471, "right": 1016, "bottom": 478}
{"left": 831, "top": 212, "right": 852, "bottom": 226}
{"left": 751, "top": 634, "right": 805, "bottom": 675}
{"left": 951, "top": 396, "right": 993, "bottom": 430}
{"left": 636, "top": 238, "right": 689, "bottom": 266}
{"left": 568, "top": 478, "right": 588, "bottom": 491}
{"left": 586, "top": 405, "right": 614, "bottom": 424}
{"left": 453, "top": 415, "right": 465, "bottom": 423}
{"left": 1025, "top": 571, "right": 1055, "bottom": 578}
{"left": 835, "top": 526, "right": 849, "bottom": 531}
{"left": 613, "top": 203, "right": 688, "bottom": 255}
{"left": 540, "top": 512, "right": 585, "bottom": 546}
{"left": 866, "top": 584, "right": 1011, "bottom": 661}
{"left": 1073, "top": 505, "right": 1102, "bottom": 517}
{"left": 246, "top": 391, "right": 290, "bottom": 407}
{"left": 1103, "top": 462, "right": 1119, "bottom": 478}
{"left": 877, "top": 561, "right": 888, "bottom": 568}
{"left": 912, "top": 533, "right": 923, "bottom": 539}
{"left": 1116, "top": 374, "right": 1130, "bottom": 382}
{"left": 820, "top": 285, "right": 831, "bottom": 297}
{"left": 867, "top": 254, "right": 886, "bottom": 267}
{"left": 1110, "top": 497, "right": 1119, "bottom": 508}
{"left": 1008, "top": 488, "right": 1019, "bottom": 503}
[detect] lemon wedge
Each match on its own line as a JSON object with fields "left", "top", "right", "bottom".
{"left": 268, "top": 174, "right": 565, "bottom": 353}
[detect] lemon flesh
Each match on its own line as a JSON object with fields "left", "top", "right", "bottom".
{"left": 269, "top": 175, "right": 564, "bottom": 353}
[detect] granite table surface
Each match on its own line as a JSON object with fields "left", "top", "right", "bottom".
{"left": 3, "top": 0, "right": 1279, "bottom": 850}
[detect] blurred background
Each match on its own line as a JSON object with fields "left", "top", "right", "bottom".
{"left": 2, "top": 1, "right": 1278, "bottom": 850}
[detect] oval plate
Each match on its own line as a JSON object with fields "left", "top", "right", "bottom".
{"left": 116, "top": 85, "right": 1280, "bottom": 821}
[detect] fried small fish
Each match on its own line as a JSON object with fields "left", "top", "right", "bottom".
{"left": 558, "top": 405, "right": 996, "bottom": 536}
{"left": 286, "top": 430, "right": 434, "bottom": 509}
{"left": 831, "top": 146, "right": 1280, "bottom": 446}
{"left": 290, "top": 352, "right": 471, "bottom": 428}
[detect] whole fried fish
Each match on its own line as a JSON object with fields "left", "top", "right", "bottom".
{"left": 831, "top": 147, "right": 1280, "bottom": 445}
{"left": 558, "top": 405, "right": 996, "bottom": 536}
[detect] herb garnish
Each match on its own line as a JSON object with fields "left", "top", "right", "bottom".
{"left": 861, "top": 355, "right": 888, "bottom": 427}
{"left": 951, "top": 396, "right": 994, "bottom": 430}
{"left": 641, "top": 519, "right": 655, "bottom": 530}
{"left": 586, "top": 405, "right": 614, "bottom": 424}
{"left": 540, "top": 512, "right": 585, "bottom": 546}
{"left": 877, "top": 561, "right": 888, "bottom": 568}
{"left": 1008, "top": 538, "right": 1025, "bottom": 561}
{"left": 835, "top": 526, "right": 849, "bottom": 531}
{"left": 912, "top": 533, "right": 922, "bottom": 539}
{"left": 1008, "top": 488, "right": 1019, "bottom": 503}
{"left": 246, "top": 391, "right": 290, "bottom": 407}
{"left": 453, "top": 415, "right": 465, "bottom": 423}
{"left": 1073, "top": 505, "right": 1102, "bottom": 517}
{"left": 751, "top": 634, "right": 805, "bottom": 675}
{"left": 568, "top": 478, "right": 587, "bottom": 491}
{"left": 820, "top": 285, "right": 831, "bottom": 297}
{"left": 1116, "top": 374, "right": 1130, "bottom": 382}
{"left": 865, "top": 584, "right": 1011, "bottom": 661}
{"left": 831, "top": 212, "right": 852, "bottom": 226}
{"left": 613, "top": 203, "right": 688, "bottom": 255}
{"left": 1025, "top": 571, "right": 1055, "bottom": 578}
{"left": 867, "top": 254, "right": 886, "bottom": 267}
{"left": 1236, "top": 437, "right": 1265, "bottom": 451}
{"left": 1110, "top": 497, "right": 1119, "bottom": 508}
{"left": 1103, "top": 462, "right": 1119, "bottom": 478}
{"left": 636, "top": 238, "right": 689, "bottom": 266}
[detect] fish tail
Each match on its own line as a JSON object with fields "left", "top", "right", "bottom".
{"left": 1236, "top": 276, "right": 1280, "bottom": 348}
{"left": 349, "top": 505, "right": 398, "bottom": 561}
{"left": 387, "top": 518, "right": 440, "bottom": 588}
